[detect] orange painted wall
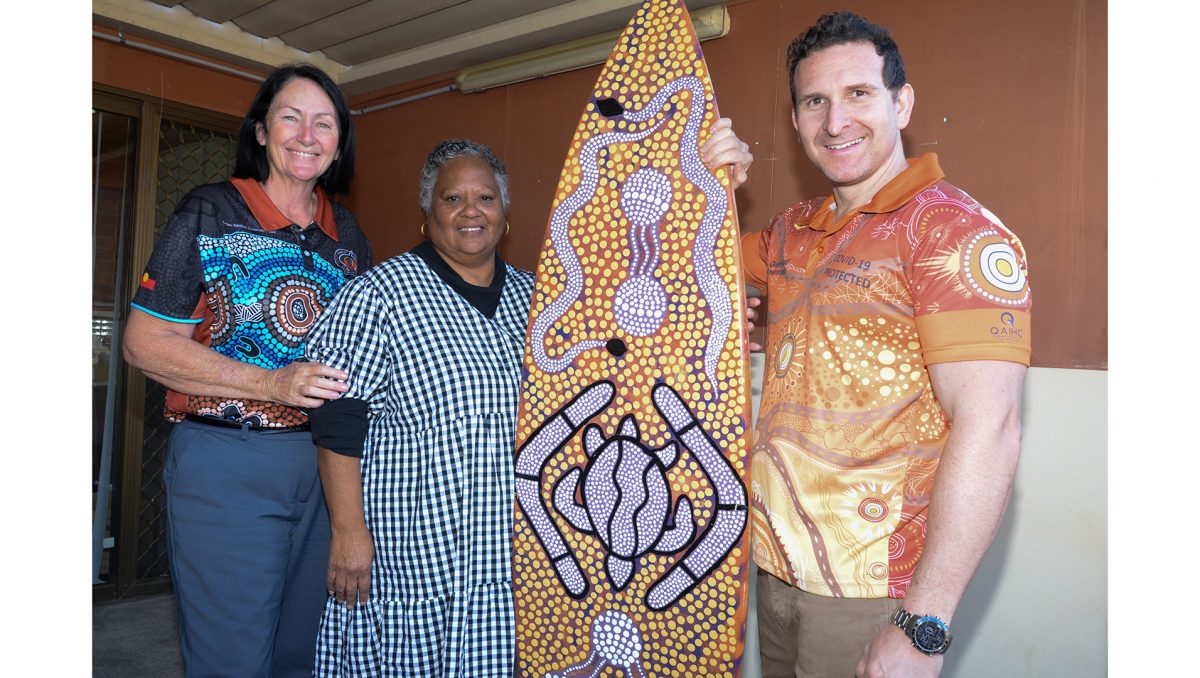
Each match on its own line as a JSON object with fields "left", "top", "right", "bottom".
{"left": 93, "top": 35, "right": 259, "bottom": 118}
{"left": 92, "top": 0, "right": 1106, "bottom": 369}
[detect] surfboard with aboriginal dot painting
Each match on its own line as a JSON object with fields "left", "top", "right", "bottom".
{"left": 513, "top": 0, "right": 752, "bottom": 675}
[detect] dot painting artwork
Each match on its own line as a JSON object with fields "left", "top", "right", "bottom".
{"left": 512, "top": 1, "right": 753, "bottom": 676}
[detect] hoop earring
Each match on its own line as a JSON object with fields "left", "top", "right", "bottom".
{"left": 421, "top": 222, "right": 427, "bottom": 238}
{"left": 505, "top": 221, "right": 511, "bottom": 235}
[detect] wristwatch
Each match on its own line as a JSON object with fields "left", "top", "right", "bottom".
{"left": 890, "top": 606, "right": 953, "bottom": 656}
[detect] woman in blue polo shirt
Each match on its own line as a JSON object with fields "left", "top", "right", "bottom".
{"left": 122, "top": 63, "right": 372, "bottom": 678}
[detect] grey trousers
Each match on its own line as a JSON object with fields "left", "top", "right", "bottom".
{"left": 164, "top": 420, "right": 331, "bottom": 678}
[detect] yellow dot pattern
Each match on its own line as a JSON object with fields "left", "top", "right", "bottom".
{"left": 513, "top": 1, "right": 751, "bottom": 675}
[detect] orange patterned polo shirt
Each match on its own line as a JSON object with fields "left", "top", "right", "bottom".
{"left": 742, "top": 153, "right": 1031, "bottom": 598}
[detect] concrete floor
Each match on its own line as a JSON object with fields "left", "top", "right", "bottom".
{"left": 93, "top": 593, "right": 183, "bottom": 677}
{"left": 91, "top": 574, "right": 761, "bottom": 677}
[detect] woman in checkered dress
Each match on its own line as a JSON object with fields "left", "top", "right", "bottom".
{"left": 305, "top": 140, "right": 532, "bottom": 677}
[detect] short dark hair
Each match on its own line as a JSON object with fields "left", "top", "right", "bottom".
{"left": 233, "top": 63, "right": 356, "bottom": 195}
{"left": 786, "top": 12, "right": 906, "bottom": 107}
{"left": 418, "top": 139, "right": 510, "bottom": 215}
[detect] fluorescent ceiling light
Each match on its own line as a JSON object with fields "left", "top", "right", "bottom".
{"left": 456, "top": 4, "right": 728, "bottom": 93}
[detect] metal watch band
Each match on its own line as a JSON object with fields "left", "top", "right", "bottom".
{"left": 890, "top": 606, "right": 915, "bottom": 631}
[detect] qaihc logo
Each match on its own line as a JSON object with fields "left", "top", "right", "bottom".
{"left": 990, "top": 311, "right": 1023, "bottom": 339}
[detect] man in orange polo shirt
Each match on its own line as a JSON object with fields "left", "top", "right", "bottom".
{"left": 741, "top": 12, "right": 1032, "bottom": 677}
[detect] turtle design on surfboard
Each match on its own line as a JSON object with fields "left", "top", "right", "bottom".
{"left": 515, "top": 380, "right": 747, "bottom": 610}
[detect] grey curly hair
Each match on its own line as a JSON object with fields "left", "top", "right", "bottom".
{"left": 418, "top": 139, "right": 510, "bottom": 215}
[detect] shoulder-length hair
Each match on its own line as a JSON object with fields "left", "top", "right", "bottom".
{"left": 233, "top": 63, "right": 356, "bottom": 195}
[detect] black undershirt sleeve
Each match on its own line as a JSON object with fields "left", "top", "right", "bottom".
{"left": 308, "top": 397, "right": 369, "bottom": 458}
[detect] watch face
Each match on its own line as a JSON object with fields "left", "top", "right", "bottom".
{"left": 913, "top": 619, "right": 947, "bottom": 653}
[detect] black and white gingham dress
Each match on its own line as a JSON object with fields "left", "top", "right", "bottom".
{"left": 306, "top": 252, "right": 533, "bottom": 677}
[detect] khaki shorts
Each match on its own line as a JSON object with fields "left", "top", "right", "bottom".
{"left": 756, "top": 570, "right": 896, "bottom": 678}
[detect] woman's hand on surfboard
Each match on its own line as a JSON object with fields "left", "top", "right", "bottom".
{"left": 701, "top": 118, "right": 753, "bottom": 190}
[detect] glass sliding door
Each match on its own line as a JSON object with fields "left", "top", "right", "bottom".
{"left": 92, "top": 105, "right": 138, "bottom": 585}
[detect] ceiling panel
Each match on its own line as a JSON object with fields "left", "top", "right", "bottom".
{"left": 179, "top": 0, "right": 273, "bottom": 25}
{"left": 278, "top": 0, "right": 465, "bottom": 53}
{"left": 233, "top": 0, "right": 369, "bottom": 39}
{"left": 318, "top": 0, "right": 578, "bottom": 64}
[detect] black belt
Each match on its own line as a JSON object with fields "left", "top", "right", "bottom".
{"left": 184, "top": 415, "right": 310, "bottom": 434}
